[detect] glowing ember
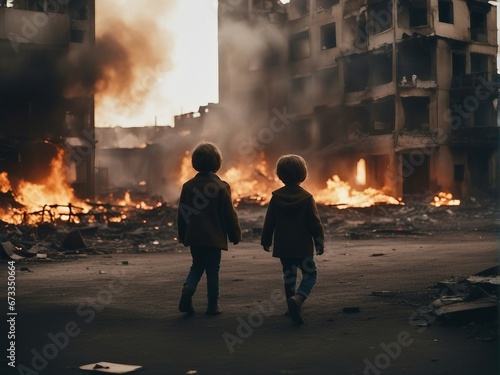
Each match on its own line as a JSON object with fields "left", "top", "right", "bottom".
{"left": 355, "top": 158, "right": 366, "bottom": 186}
{"left": 313, "top": 175, "right": 402, "bottom": 209}
{"left": 431, "top": 192, "right": 460, "bottom": 207}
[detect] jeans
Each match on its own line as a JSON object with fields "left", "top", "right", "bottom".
{"left": 184, "top": 246, "right": 222, "bottom": 300}
{"left": 280, "top": 257, "right": 318, "bottom": 299}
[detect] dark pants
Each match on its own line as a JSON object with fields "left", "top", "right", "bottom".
{"left": 280, "top": 257, "right": 318, "bottom": 300}
{"left": 184, "top": 246, "right": 222, "bottom": 300}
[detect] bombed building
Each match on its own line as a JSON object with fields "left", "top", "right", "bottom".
{"left": 0, "top": 0, "right": 96, "bottom": 198}
{"left": 218, "top": 0, "right": 499, "bottom": 199}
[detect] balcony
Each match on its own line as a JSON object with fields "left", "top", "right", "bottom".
{"left": 0, "top": 7, "right": 69, "bottom": 48}
{"left": 451, "top": 72, "right": 499, "bottom": 90}
{"left": 449, "top": 126, "right": 500, "bottom": 146}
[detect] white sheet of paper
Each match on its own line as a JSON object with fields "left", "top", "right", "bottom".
{"left": 79, "top": 362, "right": 143, "bottom": 374}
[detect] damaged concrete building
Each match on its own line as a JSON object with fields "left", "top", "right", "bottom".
{"left": 218, "top": 0, "right": 499, "bottom": 198}
{"left": 0, "top": 0, "right": 96, "bottom": 197}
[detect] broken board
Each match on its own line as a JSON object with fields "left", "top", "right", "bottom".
{"left": 79, "top": 362, "right": 142, "bottom": 374}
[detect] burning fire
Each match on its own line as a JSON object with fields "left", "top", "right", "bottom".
{"left": 178, "top": 151, "right": 279, "bottom": 205}
{"left": 178, "top": 153, "right": 401, "bottom": 208}
{"left": 313, "top": 175, "right": 402, "bottom": 209}
{"left": 0, "top": 149, "right": 90, "bottom": 224}
{"left": 431, "top": 192, "right": 461, "bottom": 207}
{"left": 355, "top": 158, "right": 366, "bottom": 186}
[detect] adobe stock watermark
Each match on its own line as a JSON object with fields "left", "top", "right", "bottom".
{"left": 8, "top": 0, "right": 70, "bottom": 53}
{"left": 15, "top": 269, "right": 134, "bottom": 375}
{"left": 178, "top": 176, "right": 231, "bottom": 225}
{"left": 387, "top": 74, "right": 498, "bottom": 185}
{"left": 363, "top": 277, "right": 472, "bottom": 374}
{"left": 223, "top": 288, "right": 285, "bottom": 354}
{"left": 237, "top": 106, "right": 294, "bottom": 162}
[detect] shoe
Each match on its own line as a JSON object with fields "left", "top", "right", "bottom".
{"left": 287, "top": 294, "right": 305, "bottom": 325}
{"left": 206, "top": 299, "right": 222, "bottom": 315}
{"left": 178, "top": 285, "right": 195, "bottom": 314}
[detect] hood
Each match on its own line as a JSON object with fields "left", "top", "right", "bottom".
{"left": 272, "top": 185, "right": 312, "bottom": 212}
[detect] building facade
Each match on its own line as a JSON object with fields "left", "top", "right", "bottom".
{"left": 0, "top": 0, "right": 96, "bottom": 197}
{"left": 218, "top": 0, "right": 498, "bottom": 198}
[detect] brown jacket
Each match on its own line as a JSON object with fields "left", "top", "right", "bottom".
{"left": 177, "top": 172, "right": 241, "bottom": 250}
{"left": 261, "top": 185, "right": 324, "bottom": 258}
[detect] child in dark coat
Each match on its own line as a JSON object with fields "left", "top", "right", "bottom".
{"left": 261, "top": 154, "right": 325, "bottom": 324}
{"left": 177, "top": 142, "right": 242, "bottom": 315}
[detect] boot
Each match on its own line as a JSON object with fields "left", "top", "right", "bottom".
{"left": 287, "top": 293, "right": 305, "bottom": 325}
{"left": 206, "top": 298, "right": 222, "bottom": 315}
{"left": 178, "top": 285, "right": 195, "bottom": 314}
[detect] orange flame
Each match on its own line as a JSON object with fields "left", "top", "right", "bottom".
{"left": 355, "top": 158, "right": 366, "bottom": 186}
{"left": 0, "top": 149, "right": 90, "bottom": 224}
{"left": 0, "top": 172, "right": 12, "bottom": 193}
{"left": 431, "top": 192, "right": 460, "bottom": 207}
{"left": 178, "top": 153, "right": 401, "bottom": 208}
{"left": 313, "top": 175, "right": 402, "bottom": 208}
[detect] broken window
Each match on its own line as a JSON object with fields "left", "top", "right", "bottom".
{"left": 70, "top": 30, "right": 85, "bottom": 43}
{"left": 343, "top": 106, "right": 369, "bottom": 139}
{"left": 290, "top": 30, "right": 310, "bottom": 61}
{"left": 316, "top": 66, "right": 340, "bottom": 96}
{"left": 452, "top": 52, "right": 466, "bottom": 77}
{"left": 401, "top": 97, "right": 430, "bottom": 130}
{"left": 402, "top": 153, "right": 430, "bottom": 195}
{"left": 344, "top": 54, "right": 369, "bottom": 92}
{"left": 438, "top": 0, "right": 453, "bottom": 24}
{"left": 346, "top": 13, "right": 367, "bottom": 50}
{"left": 316, "top": 0, "right": 339, "bottom": 10}
{"left": 470, "top": 10, "right": 487, "bottom": 42}
{"left": 473, "top": 101, "right": 491, "bottom": 127}
{"left": 263, "top": 46, "right": 282, "bottom": 67}
{"left": 68, "top": 0, "right": 88, "bottom": 21}
{"left": 370, "top": 48, "right": 392, "bottom": 86}
{"left": 26, "top": 0, "right": 43, "bottom": 11}
{"left": 287, "top": 0, "right": 309, "bottom": 21}
{"left": 397, "top": 39, "right": 433, "bottom": 82}
{"left": 367, "top": 0, "right": 392, "bottom": 35}
{"left": 451, "top": 100, "right": 472, "bottom": 127}
{"left": 320, "top": 23, "right": 336, "bottom": 50}
{"left": 315, "top": 106, "right": 342, "bottom": 146}
{"left": 371, "top": 97, "right": 395, "bottom": 133}
{"left": 408, "top": 0, "right": 428, "bottom": 27}
{"left": 291, "top": 118, "right": 313, "bottom": 150}
{"left": 470, "top": 53, "right": 489, "bottom": 73}
{"left": 454, "top": 164, "right": 465, "bottom": 182}
{"left": 290, "top": 75, "right": 312, "bottom": 110}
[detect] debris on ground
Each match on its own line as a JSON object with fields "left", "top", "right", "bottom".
{"left": 431, "top": 266, "right": 499, "bottom": 319}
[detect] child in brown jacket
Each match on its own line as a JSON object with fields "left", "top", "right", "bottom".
{"left": 177, "top": 142, "right": 242, "bottom": 315}
{"left": 261, "top": 154, "right": 325, "bottom": 324}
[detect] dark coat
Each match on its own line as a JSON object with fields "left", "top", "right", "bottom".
{"left": 261, "top": 185, "right": 324, "bottom": 258}
{"left": 177, "top": 173, "right": 241, "bottom": 250}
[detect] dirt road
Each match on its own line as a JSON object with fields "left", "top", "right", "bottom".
{"left": 1, "top": 224, "right": 497, "bottom": 375}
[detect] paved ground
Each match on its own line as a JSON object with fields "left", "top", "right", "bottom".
{"left": 0, "top": 227, "right": 497, "bottom": 375}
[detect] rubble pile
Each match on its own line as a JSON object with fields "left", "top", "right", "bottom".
{"left": 0, "top": 202, "right": 178, "bottom": 261}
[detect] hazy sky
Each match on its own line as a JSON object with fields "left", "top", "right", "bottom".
{"left": 95, "top": 0, "right": 219, "bottom": 127}
{"left": 93, "top": 1, "right": 498, "bottom": 128}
